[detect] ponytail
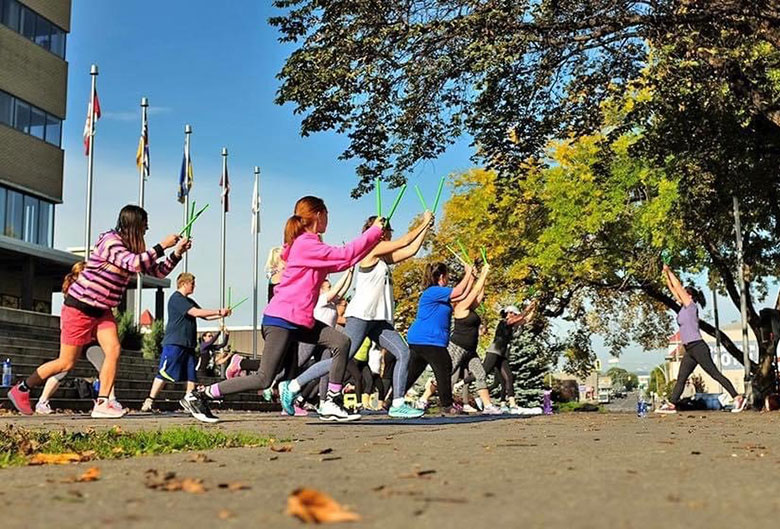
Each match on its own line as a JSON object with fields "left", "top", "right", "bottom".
{"left": 422, "top": 262, "right": 448, "bottom": 289}
{"left": 283, "top": 196, "right": 327, "bottom": 246}
{"left": 62, "top": 261, "right": 86, "bottom": 294}
{"left": 685, "top": 286, "right": 706, "bottom": 308}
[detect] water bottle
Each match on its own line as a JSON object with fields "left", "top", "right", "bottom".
{"left": 2, "top": 359, "right": 12, "bottom": 387}
{"left": 543, "top": 390, "right": 553, "bottom": 415}
{"left": 637, "top": 394, "right": 647, "bottom": 418}
{"left": 93, "top": 379, "right": 100, "bottom": 395}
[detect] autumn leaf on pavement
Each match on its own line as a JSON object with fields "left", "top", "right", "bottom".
{"left": 189, "top": 453, "right": 215, "bottom": 463}
{"left": 287, "top": 488, "right": 361, "bottom": 523}
{"left": 144, "top": 469, "right": 206, "bottom": 494}
{"left": 270, "top": 444, "right": 293, "bottom": 453}
{"left": 218, "top": 482, "right": 251, "bottom": 491}
{"left": 29, "top": 453, "right": 83, "bottom": 465}
{"left": 77, "top": 467, "right": 101, "bottom": 482}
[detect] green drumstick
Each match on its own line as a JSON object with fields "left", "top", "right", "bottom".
{"left": 432, "top": 177, "right": 445, "bottom": 213}
{"left": 414, "top": 185, "right": 428, "bottom": 211}
{"left": 385, "top": 184, "right": 407, "bottom": 222}
{"left": 229, "top": 297, "right": 248, "bottom": 311}
{"left": 179, "top": 203, "right": 209, "bottom": 236}
{"left": 376, "top": 177, "right": 382, "bottom": 217}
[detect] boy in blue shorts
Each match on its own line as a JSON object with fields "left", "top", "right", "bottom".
{"left": 141, "top": 273, "right": 230, "bottom": 422}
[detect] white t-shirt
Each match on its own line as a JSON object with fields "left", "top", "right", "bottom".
{"left": 313, "top": 292, "right": 338, "bottom": 327}
{"left": 344, "top": 259, "right": 394, "bottom": 323}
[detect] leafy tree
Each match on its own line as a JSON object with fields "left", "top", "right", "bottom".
{"left": 606, "top": 367, "right": 639, "bottom": 391}
{"left": 271, "top": 0, "right": 778, "bottom": 194}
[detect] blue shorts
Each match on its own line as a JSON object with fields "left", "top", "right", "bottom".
{"left": 156, "top": 345, "right": 197, "bottom": 383}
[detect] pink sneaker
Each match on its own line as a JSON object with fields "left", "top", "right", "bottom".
{"left": 8, "top": 384, "right": 33, "bottom": 415}
{"left": 108, "top": 399, "right": 128, "bottom": 416}
{"left": 279, "top": 405, "right": 309, "bottom": 417}
{"left": 91, "top": 399, "right": 126, "bottom": 419}
{"left": 225, "top": 354, "right": 243, "bottom": 379}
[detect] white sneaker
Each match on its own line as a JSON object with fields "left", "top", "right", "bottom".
{"left": 91, "top": 399, "right": 126, "bottom": 419}
{"left": 35, "top": 400, "right": 53, "bottom": 415}
{"left": 462, "top": 404, "right": 479, "bottom": 414}
{"left": 108, "top": 399, "right": 126, "bottom": 414}
{"left": 140, "top": 397, "right": 154, "bottom": 412}
{"left": 318, "top": 399, "right": 361, "bottom": 422}
{"left": 655, "top": 402, "right": 677, "bottom": 414}
{"left": 482, "top": 404, "right": 503, "bottom": 415}
{"left": 731, "top": 395, "right": 747, "bottom": 413}
{"left": 525, "top": 406, "right": 543, "bottom": 415}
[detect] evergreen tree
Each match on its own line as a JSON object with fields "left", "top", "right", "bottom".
{"left": 506, "top": 326, "right": 550, "bottom": 407}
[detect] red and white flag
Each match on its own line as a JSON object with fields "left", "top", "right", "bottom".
{"left": 82, "top": 88, "right": 101, "bottom": 155}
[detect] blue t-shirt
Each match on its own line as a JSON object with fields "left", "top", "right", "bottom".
{"left": 162, "top": 291, "right": 200, "bottom": 349}
{"left": 407, "top": 286, "right": 453, "bottom": 347}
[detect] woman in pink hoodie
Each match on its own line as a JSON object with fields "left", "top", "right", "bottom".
{"left": 191, "top": 196, "right": 384, "bottom": 422}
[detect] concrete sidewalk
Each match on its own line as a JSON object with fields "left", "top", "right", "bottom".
{"left": 1, "top": 411, "right": 779, "bottom": 528}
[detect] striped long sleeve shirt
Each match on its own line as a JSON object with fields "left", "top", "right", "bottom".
{"left": 67, "top": 230, "right": 181, "bottom": 312}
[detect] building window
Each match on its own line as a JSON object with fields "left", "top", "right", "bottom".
{"left": 38, "top": 200, "right": 53, "bottom": 246}
{"left": 29, "top": 106, "right": 45, "bottom": 139}
{"left": 1, "top": 0, "right": 20, "bottom": 33}
{"left": 0, "top": 0, "right": 66, "bottom": 59}
{"left": 13, "top": 99, "right": 29, "bottom": 134}
{"left": 0, "top": 90, "right": 11, "bottom": 126}
{"left": 44, "top": 113, "right": 60, "bottom": 145}
{"left": 5, "top": 188, "right": 23, "bottom": 239}
{"left": 0, "top": 90, "right": 62, "bottom": 147}
{"left": 0, "top": 185, "right": 53, "bottom": 247}
{"left": 22, "top": 195, "right": 38, "bottom": 243}
{"left": 0, "top": 187, "right": 5, "bottom": 237}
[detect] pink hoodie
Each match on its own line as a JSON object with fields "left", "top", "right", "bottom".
{"left": 264, "top": 226, "right": 383, "bottom": 328}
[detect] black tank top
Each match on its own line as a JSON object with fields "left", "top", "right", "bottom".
{"left": 450, "top": 311, "right": 481, "bottom": 351}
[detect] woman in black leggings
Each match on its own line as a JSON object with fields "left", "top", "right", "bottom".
{"left": 483, "top": 301, "right": 537, "bottom": 411}
{"left": 656, "top": 264, "right": 746, "bottom": 413}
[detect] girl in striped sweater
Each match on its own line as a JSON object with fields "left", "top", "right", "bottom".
{"left": 7, "top": 205, "right": 189, "bottom": 418}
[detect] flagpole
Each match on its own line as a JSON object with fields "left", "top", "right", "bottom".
{"left": 135, "top": 97, "right": 148, "bottom": 327}
{"left": 220, "top": 148, "right": 228, "bottom": 325}
{"left": 83, "top": 64, "right": 98, "bottom": 256}
{"left": 183, "top": 124, "right": 192, "bottom": 272}
{"left": 252, "top": 166, "right": 260, "bottom": 359}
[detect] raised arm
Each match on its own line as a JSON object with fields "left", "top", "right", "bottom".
{"left": 100, "top": 232, "right": 180, "bottom": 275}
{"left": 297, "top": 223, "right": 384, "bottom": 272}
{"left": 372, "top": 212, "right": 433, "bottom": 264}
{"left": 663, "top": 264, "right": 691, "bottom": 306}
{"left": 386, "top": 216, "right": 434, "bottom": 264}
{"left": 456, "top": 265, "right": 490, "bottom": 311}
{"left": 199, "top": 331, "right": 220, "bottom": 353}
{"left": 507, "top": 299, "right": 538, "bottom": 326}
{"left": 189, "top": 307, "right": 231, "bottom": 320}
{"left": 450, "top": 265, "right": 474, "bottom": 303}
{"left": 326, "top": 268, "right": 354, "bottom": 302}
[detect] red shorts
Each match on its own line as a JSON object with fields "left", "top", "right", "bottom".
{"left": 60, "top": 305, "right": 117, "bottom": 346}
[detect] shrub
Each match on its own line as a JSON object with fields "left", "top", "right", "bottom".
{"left": 142, "top": 319, "right": 164, "bottom": 360}
{"left": 115, "top": 310, "right": 142, "bottom": 350}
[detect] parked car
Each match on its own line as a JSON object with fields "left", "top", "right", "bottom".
{"left": 598, "top": 388, "right": 611, "bottom": 404}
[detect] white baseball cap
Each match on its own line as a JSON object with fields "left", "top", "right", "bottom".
{"left": 502, "top": 305, "right": 521, "bottom": 315}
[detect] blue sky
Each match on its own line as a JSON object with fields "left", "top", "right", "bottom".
{"left": 52, "top": 0, "right": 750, "bottom": 373}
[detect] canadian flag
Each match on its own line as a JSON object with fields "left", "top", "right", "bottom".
{"left": 82, "top": 88, "right": 101, "bottom": 155}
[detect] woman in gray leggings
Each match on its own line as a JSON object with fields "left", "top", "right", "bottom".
{"left": 656, "top": 264, "right": 746, "bottom": 414}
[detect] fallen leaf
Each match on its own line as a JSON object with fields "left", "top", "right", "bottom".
{"left": 218, "top": 509, "right": 235, "bottom": 520}
{"left": 144, "top": 469, "right": 206, "bottom": 494}
{"left": 320, "top": 456, "right": 342, "bottom": 462}
{"left": 287, "top": 488, "right": 361, "bottom": 523}
{"left": 29, "top": 453, "right": 83, "bottom": 465}
{"left": 269, "top": 456, "right": 279, "bottom": 461}
{"left": 189, "top": 453, "right": 215, "bottom": 463}
{"left": 218, "top": 482, "right": 251, "bottom": 491}
{"left": 691, "top": 451, "right": 701, "bottom": 455}
{"left": 271, "top": 445, "right": 293, "bottom": 453}
{"left": 400, "top": 469, "right": 436, "bottom": 479}
{"left": 318, "top": 448, "right": 333, "bottom": 455}
{"left": 75, "top": 467, "right": 101, "bottom": 482}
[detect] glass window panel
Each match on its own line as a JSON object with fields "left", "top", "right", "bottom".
{"left": 0, "top": 187, "right": 6, "bottom": 238}
{"left": 22, "top": 194, "right": 37, "bottom": 243}
{"left": 13, "top": 100, "right": 29, "bottom": 133}
{"left": 5, "top": 189, "right": 23, "bottom": 239}
{"left": 44, "top": 114, "right": 61, "bottom": 145}
{"left": 2, "top": 0, "right": 20, "bottom": 32}
{"left": 0, "top": 91, "right": 11, "bottom": 126}
{"left": 29, "top": 106, "right": 45, "bottom": 139}
{"left": 50, "top": 26, "right": 65, "bottom": 58}
{"left": 34, "top": 16, "right": 49, "bottom": 50}
{"left": 19, "top": 5, "right": 34, "bottom": 40}
{"left": 37, "top": 200, "right": 52, "bottom": 246}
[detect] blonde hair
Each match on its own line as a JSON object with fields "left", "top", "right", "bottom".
{"left": 177, "top": 272, "right": 195, "bottom": 289}
{"left": 62, "top": 261, "right": 86, "bottom": 294}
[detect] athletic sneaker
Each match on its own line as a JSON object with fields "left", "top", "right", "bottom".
{"left": 482, "top": 404, "right": 503, "bottom": 415}
{"left": 35, "top": 399, "right": 53, "bottom": 415}
{"left": 388, "top": 403, "right": 424, "bottom": 419}
{"left": 91, "top": 399, "right": 125, "bottom": 419}
{"left": 462, "top": 404, "right": 479, "bottom": 414}
{"left": 440, "top": 405, "right": 465, "bottom": 417}
{"left": 525, "top": 406, "right": 543, "bottom": 416}
{"left": 225, "top": 354, "right": 243, "bottom": 379}
{"left": 279, "top": 380, "right": 298, "bottom": 416}
{"left": 508, "top": 406, "right": 523, "bottom": 415}
{"left": 7, "top": 384, "right": 33, "bottom": 415}
{"left": 141, "top": 397, "right": 154, "bottom": 412}
{"left": 181, "top": 393, "right": 219, "bottom": 424}
{"left": 474, "top": 397, "right": 484, "bottom": 411}
{"left": 318, "top": 398, "right": 361, "bottom": 422}
{"left": 414, "top": 399, "right": 430, "bottom": 410}
{"left": 731, "top": 395, "right": 747, "bottom": 413}
{"left": 108, "top": 399, "right": 126, "bottom": 415}
{"left": 655, "top": 402, "right": 677, "bottom": 414}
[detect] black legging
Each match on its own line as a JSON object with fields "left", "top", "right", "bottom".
{"left": 406, "top": 344, "right": 453, "bottom": 408}
{"left": 670, "top": 340, "right": 738, "bottom": 403}
{"left": 355, "top": 359, "right": 383, "bottom": 398}
{"left": 381, "top": 354, "right": 396, "bottom": 401}
{"left": 483, "top": 353, "right": 514, "bottom": 399}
